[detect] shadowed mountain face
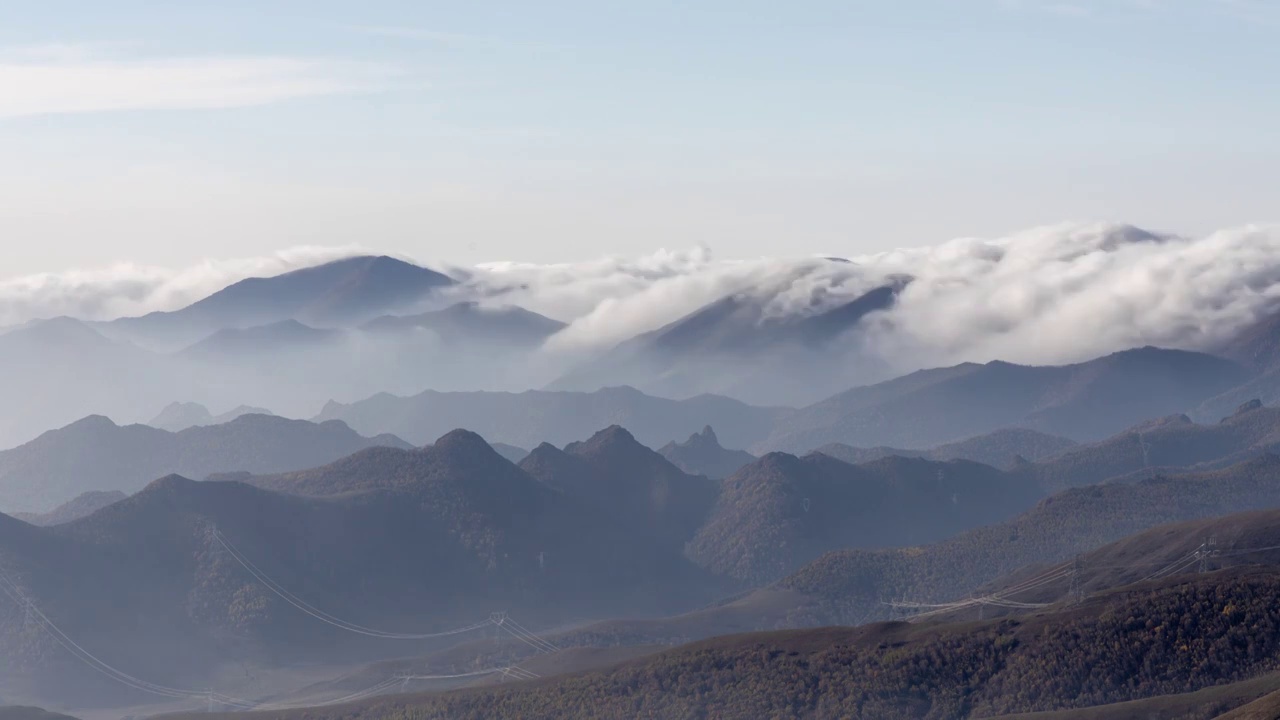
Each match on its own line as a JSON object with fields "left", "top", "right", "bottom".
{"left": 107, "top": 256, "right": 454, "bottom": 348}
{"left": 775, "top": 454, "right": 1280, "bottom": 629}
{"left": 687, "top": 452, "right": 1041, "bottom": 585}
{"left": 548, "top": 280, "right": 908, "bottom": 405}
{"left": 315, "top": 385, "right": 784, "bottom": 450}
{"left": 659, "top": 426, "right": 756, "bottom": 479}
{"left": 0, "top": 433, "right": 724, "bottom": 705}
{"left": 521, "top": 426, "right": 719, "bottom": 551}
{"left": 173, "top": 568, "right": 1280, "bottom": 720}
{"left": 0, "top": 414, "right": 411, "bottom": 513}
{"left": 760, "top": 347, "right": 1253, "bottom": 453}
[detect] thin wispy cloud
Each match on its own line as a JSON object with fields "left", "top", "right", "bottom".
{"left": 0, "top": 44, "right": 397, "bottom": 119}
{"left": 350, "top": 25, "right": 559, "bottom": 52}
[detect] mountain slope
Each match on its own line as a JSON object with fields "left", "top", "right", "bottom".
{"left": 521, "top": 427, "right": 719, "bottom": 551}
{"left": 0, "top": 318, "right": 180, "bottom": 450}
{"left": 687, "top": 452, "right": 1041, "bottom": 584}
{"left": 362, "top": 302, "right": 565, "bottom": 347}
{"left": 0, "top": 414, "right": 411, "bottom": 513}
{"left": 177, "top": 570, "right": 1280, "bottom": 720}
{"left": 179, "top": 321, "right": 342, "bottom": 360}
{"left": 0, "top": 444, "right": 722, "bottom": 706}
{"left": 816, "top": 427, "right": 1078, "bottom": 469}
{"left": 148, "top": 402, "right": 275, "bottom": 432}
{"left": 761, "top": 347, "right": 1252, "bottom": 453}
{"left": 658, "top": 426, "right": 756, "bottom": 479}
{"left": 11, "top": 491, "right": 126, "bottom": 527}
{"left": 548, "top": 278, "right": 907, "bottom": 405}
{"left": 1027, "top": 401, "right": 1280, "bottom": 490}
{"left": 777, "top": 455, "right": 1280, "bottom": 628}
{"left": 314, "top": 385, "right": 784, "bottom": 449}
{"left": 108, "top": 255, "right": 454, "bottom": 347}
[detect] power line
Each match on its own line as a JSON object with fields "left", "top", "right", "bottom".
{"left": 212, "top": 528, "right": 495, "bottom": 640}
{"left": 0, "top": 568, "right": 257, "bottom": 710}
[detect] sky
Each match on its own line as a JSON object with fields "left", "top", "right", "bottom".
{"left": 1, "top": 0, "right": 1277, "bottom": 276}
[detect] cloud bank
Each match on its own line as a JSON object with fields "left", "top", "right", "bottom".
{"left": 0, "top": 246, "right": 367, "bottom": 328}
{"left": 4, "top": 223, "right": 1280, "bottom": 378}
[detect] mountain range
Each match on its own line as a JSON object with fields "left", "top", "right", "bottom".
{"left": 314, "top": 385, "right": 784, "bottom": 449}
{"left": 759, "top": 346, "right": 1252, "bottom": 452}
{"left": 0, "top": 414, "right": 409, "bottom": 513}
{"left": 548, "top": 278, "right": 908, "bottom": 405}
{"left": 148, "top": 402, "right": 275, "bottom": 433}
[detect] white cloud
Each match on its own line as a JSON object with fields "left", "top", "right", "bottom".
{"left": 6, "top": 223, "right": 1280, "bottom": 384}
{"left": 0, "top": 246, "right": 368, "bottom": 327}
{"left": 0, "top": 44, "right": 395, "bottom": 119}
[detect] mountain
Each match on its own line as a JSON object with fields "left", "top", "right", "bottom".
{"left": 760, "top": 347, "right": 1252, "bottom": 453}
{"left": 548, "top": 279, "right": 907, "bottom": 406}
{"left": 177, "top": 568, "right": 1280, "bottom": 720}
{"left": 490, "top": 443, "right": 529, "bottom": 463}
{"left": 148, "top": 402, "right": 275, "bottom": 432}
{"left": 10, "top": 491, "right": 126, "bottom": 527}
{"left": 0, "top": 438, "right": 722, "bottom": 706}
{"left": 314, "top": 385, "right": 784, "bottom": 449}
{"left": 0, "top": 317, "right": 183, "bottom": 450}
{"left": 1027, "top": 400, "right": 1280, "bottom": 490}
{"left": 775, "top": 454, "right": 1280, "bottom": 629}
{"left": 816, "top": 427, "right": 1078, "bottom": 469}
{"left": 520, "top": 426, "right": 719, "bottom": 551}
{"left": 658, "top": 426, "right": 756, "bottom": 479}
{"left": 362, "top": 302, "right": 565, "bottom": 347}
{"left": 1213, "top": 310, "right": 1280, "bottom": 373}
{"left": 107, "top": 255, "right": 454, "bottom": 348}
{"left": 0, "top": 414, "right": 411, "bottom": 513}
{"left": 178, "top": 320, "right": 343, "bottom": 360}
{"left": 686, "top": 452, "right": 1042, "bottom": 585}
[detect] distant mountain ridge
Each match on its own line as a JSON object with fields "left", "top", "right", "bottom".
{"left": 760, "top": 346, "right": 1252, "bottom": 452}
{"left": 363, "top": 302, "right": 565, "bottom": 347}
{"left": 659, "top": 426, "right": 756, "bottom": 479}
{"left": 548, "top": 279, "right": 908, "bottom": 405}
{"left": 815, "top": 427, "right": 1077, "bottom": 469}
{"left": 315, "top": 385, "right": 785, "bottom": 449}
{"left": 108, "top": 255, "right": 454, "bottom": 347}
{"left": 0, "top": 414, "right": 411, "bottom": 513}
{"left": 148, "top": 402, "right": 275, "bottom": 432}
{"left": 11, "top": 491, "right": 126, "bottom": 527}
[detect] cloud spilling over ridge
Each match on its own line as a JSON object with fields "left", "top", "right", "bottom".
{"left": 458, "top": 222, "right": 1280, "bottom": 371}
{"left": 5, "top": 223, "right": 1280, "bottom": 375}
{"left": 0, "top": 245, "right": 367, "bottom": 327}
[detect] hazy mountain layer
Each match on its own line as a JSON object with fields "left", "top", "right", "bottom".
{"left": 0, "top": 414, "right": 410, "bottom": 513}
{"left": 315, "top": 385, "right": 784, "bottom": 450}
{"left": 760, "top": 347, "right": 1252, "bottom": 453}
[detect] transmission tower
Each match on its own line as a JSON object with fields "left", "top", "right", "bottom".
{"left": 1068, "top": 555, "right": 1084, "bottom": 604}
{"left": 1199, "top": 536, "right": 1218, "bottom": 574}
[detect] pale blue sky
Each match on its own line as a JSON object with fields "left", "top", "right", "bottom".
{"left": 1, "top": 0, "right": 1276, "bottom": 274}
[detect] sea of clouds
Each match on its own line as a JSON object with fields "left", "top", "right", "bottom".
{"left": 5, "top": 222, "right": 1280, "bottom": 376}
